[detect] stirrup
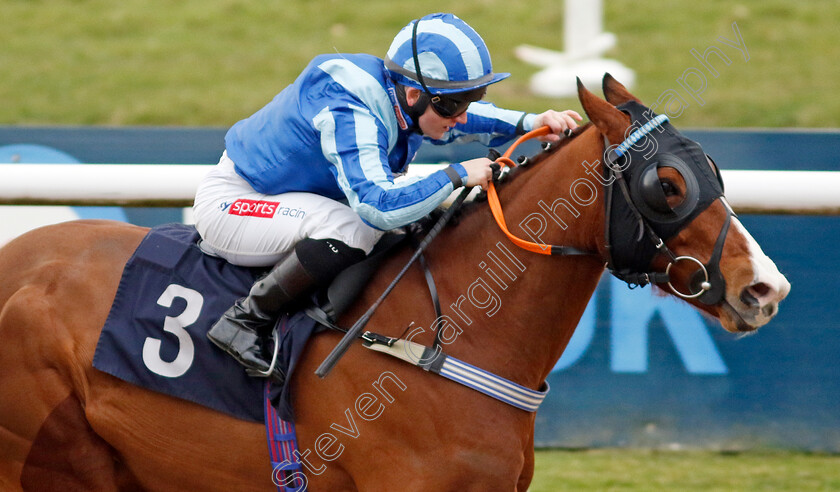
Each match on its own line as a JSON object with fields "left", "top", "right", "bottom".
{"left": 252, "top": 329, "right": 281, "bottom": 378}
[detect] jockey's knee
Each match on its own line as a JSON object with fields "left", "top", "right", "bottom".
{"left": 307, "top": 207, "right": 384, "bottom": 256}
{"left": 294, "top": 238, "right": 367, "bottom": 285}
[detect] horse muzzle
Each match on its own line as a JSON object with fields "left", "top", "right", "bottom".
{"left": 721, "top": 277, "right": 791, "bottom": 333}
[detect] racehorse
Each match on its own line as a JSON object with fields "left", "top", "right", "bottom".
{"left": 0, "top": 76, "right": 789, "bottom": 491}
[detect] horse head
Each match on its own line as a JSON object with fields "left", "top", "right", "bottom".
{"left": 574, "top": 74, "right": 790, "bottom": 333}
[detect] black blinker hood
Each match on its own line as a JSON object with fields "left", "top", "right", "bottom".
{"left": 604, "top": 101, "right": 725, "bottom": 279}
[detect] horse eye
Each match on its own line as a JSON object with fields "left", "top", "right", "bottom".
{"left": 660, "top": 179, "right": 679, "bottom": 197}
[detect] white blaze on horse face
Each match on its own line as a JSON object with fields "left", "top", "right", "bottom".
{"left": 731, "top": 217, "right": 791, "bottom": 326}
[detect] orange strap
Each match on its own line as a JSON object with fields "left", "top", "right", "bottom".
{"left": 486, "top": 126, "right": 556, "bottom": 255}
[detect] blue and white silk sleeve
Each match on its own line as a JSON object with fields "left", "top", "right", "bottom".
{"left": 314, "top": 104, "right": 465, "bottom": 231}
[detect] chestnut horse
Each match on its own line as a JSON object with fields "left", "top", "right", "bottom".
{"left": 0, "top": 76, "right": 789, "bottom": 491}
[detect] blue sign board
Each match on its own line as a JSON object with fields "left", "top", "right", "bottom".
{"left": 539, "top": 214, "right": 840, "bottom": 451}
{"left": 1, "top": 127, "right": 838, "bottom": 451}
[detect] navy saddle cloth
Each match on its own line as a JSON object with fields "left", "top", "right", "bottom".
{"left": 93, "top": 223, "right": 319, "bottom": 422}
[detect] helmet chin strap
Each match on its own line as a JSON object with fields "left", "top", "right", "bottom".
{"left": 397, "top": 16, "right": 436, "bottom": 135}
{"left": 395, "top": 84, "right": 428, "bottom": 135}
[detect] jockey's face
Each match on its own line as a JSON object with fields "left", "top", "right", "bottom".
{"left": 405, "top": 87, "right": 469, "bottom": 140}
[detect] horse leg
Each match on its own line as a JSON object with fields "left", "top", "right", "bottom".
{"left": 0, "top": 292, "right": 130, "bottom": 491}
{"left": 20, "top": 394, "right": 137, "bottom": 492}
{"left": 516, "top": 428, "right": 536, "bottom": 491}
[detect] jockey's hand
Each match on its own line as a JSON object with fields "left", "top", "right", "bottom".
{"left": 461, "top": 157, "right": 495, "bottom": 189}
{"left": 533, "top": 109, "right": 583, "bottom": 143}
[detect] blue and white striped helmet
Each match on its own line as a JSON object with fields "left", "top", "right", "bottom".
{"left": 384, "top": 13, "right": 510, "bottom": 95}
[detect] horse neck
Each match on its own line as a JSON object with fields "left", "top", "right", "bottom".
{"left": 429, "top": 128, "right": 608, "bottom": 389}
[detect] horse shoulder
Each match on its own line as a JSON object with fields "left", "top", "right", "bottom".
{"left": 0, "top": 220, "right": 150, "bottom": 488}
{"left": 0, "top": 220, "right": 145, "bottom": 382}
{"left": 0, "top": 219, "right": 146, "bottom": 343}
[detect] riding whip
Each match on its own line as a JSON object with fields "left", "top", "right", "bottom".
{"left": 315, "top": 184, "right": 473, "bottom": 378}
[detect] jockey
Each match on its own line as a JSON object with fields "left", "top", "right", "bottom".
{"left": 194, "top": 12, "right": 581, "bottom": 380}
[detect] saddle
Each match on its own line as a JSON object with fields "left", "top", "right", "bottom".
{"left": 93, "top": 223, "right": 410, "bottom": 423}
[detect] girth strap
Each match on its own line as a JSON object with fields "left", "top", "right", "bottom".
{"left": 361, "top": 332, "right": 549, "bottom": 412}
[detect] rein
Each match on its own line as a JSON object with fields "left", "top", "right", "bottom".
{"left": 486, "top": 127, "right": 595, "bottom": 257}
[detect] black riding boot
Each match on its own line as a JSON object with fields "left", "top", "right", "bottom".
{"left": 207, "top": 238, "right": 366, "bottom": 382}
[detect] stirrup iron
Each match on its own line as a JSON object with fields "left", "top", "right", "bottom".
{"left": 251, "top": 329, "right": 281, "bottom": 378}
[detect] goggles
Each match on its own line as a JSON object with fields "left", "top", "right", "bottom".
{"left": 427, "top": 88, "right": 485, "bottom": 118}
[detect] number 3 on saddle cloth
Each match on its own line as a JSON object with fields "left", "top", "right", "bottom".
{"left": 93, "top": 224, "right": 319, "bottom": 464}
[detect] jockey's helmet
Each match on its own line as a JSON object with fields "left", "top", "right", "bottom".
{"left": 385, "top": 13, "right": 509, "bottom": 116}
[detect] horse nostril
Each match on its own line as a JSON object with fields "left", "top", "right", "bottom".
{"left": 741, "top": 282, "right": 779, "bottom": 312}
{"left": 740, "top": 288, "right": 760, "bottom": 308}
{"left": 750, "top": 282, "right": 771, "bottom": 299}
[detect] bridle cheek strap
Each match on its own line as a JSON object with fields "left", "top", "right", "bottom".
{"left": 691, "top": 204, "right": 731, "bottom": 305}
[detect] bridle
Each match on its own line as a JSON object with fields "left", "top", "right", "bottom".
{"left": 486, "top": 104, "right": 734, "bottom": 305}
{"left": 600, "top": 111, "right": 734, "bottom": 305}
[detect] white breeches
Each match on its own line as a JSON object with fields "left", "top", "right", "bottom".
{"left": 193, "top": 153, "right": 383, "bottom": 267}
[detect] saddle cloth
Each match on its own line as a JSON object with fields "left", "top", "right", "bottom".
{"left": 93, "top": 223, "right": 319, "bottom": 422}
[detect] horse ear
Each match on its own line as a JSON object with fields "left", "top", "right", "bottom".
{"left": 602, "top": 73, "right": 641, "bottom": 106}
{"left": 577, "top": 77, "right": 629, "bottom": 144}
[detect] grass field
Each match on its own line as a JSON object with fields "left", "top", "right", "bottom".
{"left": 530, "top": 449, "right": 840, "bottom": 491}
{"left": 1, "top": 0, "right": 838, "bottom": 127}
